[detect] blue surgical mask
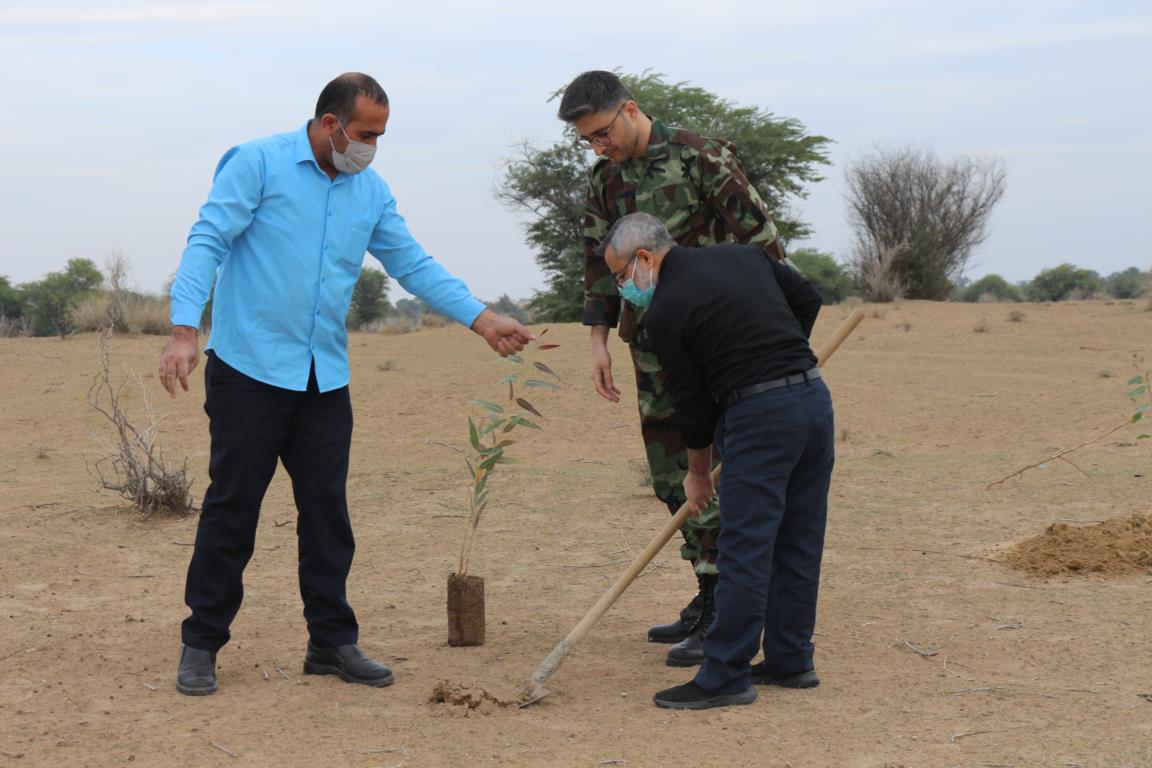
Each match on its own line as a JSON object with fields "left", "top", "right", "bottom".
{"left": 619, "top": 261, "right": 655, "bottom": 307}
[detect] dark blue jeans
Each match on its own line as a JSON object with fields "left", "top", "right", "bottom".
{"left": 181, "top": 352, "right": 358, "bottom": 652}
{"left": 694, "top": 377, "right": 835, "bottom": 693}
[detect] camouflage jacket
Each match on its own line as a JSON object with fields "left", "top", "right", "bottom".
{"left": 582, "top": 119, "right": 785, "bottom": 342}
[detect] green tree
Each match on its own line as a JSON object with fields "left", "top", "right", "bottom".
{"left": 787, "top": 249, "right": 855, "bottom": 303}
{"left": 962, "top": 274, "right": 1022, "bottom": 303}
{"left": 846, "top": 146, "right": 1005, "bottom": 301}
{"left": 1106, "top": 267, "right": 1149, "bottom": 299}
{"left": 497, "top": 71, "right": 832, "bottom": 321}
{"left": 486, "top": 294, "right": 531, "bottom": 324}
{"left": 346, "top": 267, "right": 391, "bottom": 330}
{"left": 0, "top": 276, "right": 26, "bottom": 319}
{"left": 23, "top": 258, "right": 103, "bottom": 337}
{"left": 1026, "top": 264, "right": 1102, "bottom": 302}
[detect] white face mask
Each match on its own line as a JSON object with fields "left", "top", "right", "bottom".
{"left": 329, "top": 121, "right": 376, "bottom": 174}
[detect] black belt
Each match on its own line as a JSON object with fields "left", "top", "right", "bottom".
{"left": 723, "top": 368, "right": 822, "bottom": 408}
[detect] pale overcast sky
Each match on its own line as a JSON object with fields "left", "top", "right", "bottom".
{"left": 1, "top": 0, "right": 1148, "bottom": 302}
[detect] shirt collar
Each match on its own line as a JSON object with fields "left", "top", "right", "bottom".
{"left": 295, "top": 121, "right": 319, "bottom": 166}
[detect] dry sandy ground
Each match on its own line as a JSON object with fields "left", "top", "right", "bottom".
{"left": 1, "top": 300, "right": 1151, "bottom": 768}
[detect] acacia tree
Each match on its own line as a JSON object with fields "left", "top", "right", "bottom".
{"left": 497, "top": 71, "right": 831, "bottom": 321}
{"left": 846, "top": 146, "right": 1005, "bottom": 301}
{"left": 346, "top": 267, "right": 390, "bottom": 329}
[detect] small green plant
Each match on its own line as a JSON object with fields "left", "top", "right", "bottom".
{"left": 456, "top": 331, "right": 561, "bottom": 577}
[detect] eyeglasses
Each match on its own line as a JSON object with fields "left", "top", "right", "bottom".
{"left": 611, "top": 253, "right": 638, "bottom": 286}
{"left": 574, "top": 103, "right": 626, "bottom": 150}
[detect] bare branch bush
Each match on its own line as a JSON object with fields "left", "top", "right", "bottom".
{"left": 0, "top": 315, "right": 32, "bottom": 338}
{"left": 846, "top": 145, "right": 1005, "bottom": 300}
{"left": 87, "top": 331, "right": 196, "bottom": 517}
{"left": 105, "top": 250, "right": 133, "bottom": 333}
{"left": 853, "top": 239, "right": 906, "bottom": 303}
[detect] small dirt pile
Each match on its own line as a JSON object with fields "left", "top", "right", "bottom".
{"left": 430, "top": 680, "right": 519, "bottom": 713}
{"left": 1004, "top": 515, "right": 1152, "bottom": 576}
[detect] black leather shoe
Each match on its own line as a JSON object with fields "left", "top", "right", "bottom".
{"left": 653, "top": 681, "right": 756, "bottom": 710}
{"left": 176, "top": 644, "right": 218, "bottom": 696}
{"left": 303, "top": 642, "right": 394, "bottom": 687}
{"left": 647, "top": 592, "right": 703, "bottom": 644}
{"left": 750, "top": 663, "right": 820, "bottom": 688}
{"left": 665, "top": 574, "right": 716, "bottom": 667}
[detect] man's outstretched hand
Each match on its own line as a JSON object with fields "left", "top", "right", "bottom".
{"left": 159, "top": 325, "right": 200, "bottom": 398}
{"left": 471, "top": 308, "right": 535, "bottom": 357}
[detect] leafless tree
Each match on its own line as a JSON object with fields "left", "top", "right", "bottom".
{"left": 846, "top": 146, "right": 1005, "bottom": 301}
{"left": 104, "top": 249, "right": 133, "bottom": 333}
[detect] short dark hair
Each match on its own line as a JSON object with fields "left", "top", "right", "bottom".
{"left": 315, "top": 72, "right": 389, "bottom": 124}
{"left": 557, "top": 70, "right": 633, "bottom": 123}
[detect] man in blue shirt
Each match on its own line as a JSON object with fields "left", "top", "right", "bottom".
{"left": 159, "top": 72, "right": 532, "bottom": 696}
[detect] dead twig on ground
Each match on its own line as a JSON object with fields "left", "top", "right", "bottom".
{"left": 986, "top": 419, "right": 1134, "bottom": 489}
{"left": 893, "top": 638, "right": 944, "bottom": 657}
{"left": 209, "top": 740, "right": 238, "bottom": 758}
{"left": 848, "top": 545, "right": 1001, "bottom": 563}
{"left": 950, "top": 730, "right": 991, "bottom": 743}
{"left": 275, "top": 664, "right": 290, "bottom": 680}
{"left": 141, "top": 682, "right": 157, "bottom": 691}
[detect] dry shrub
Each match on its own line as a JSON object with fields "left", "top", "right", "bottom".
{"left": 972, "top": 319, "right": 990, "bottom": 333}
{"left": 88, "top": 332, "right": 195, "bottom": 517}
{"left": 854, "top": 242, "right": 906, "bottom": 303}
{"left": 0, "top": 315, "right": 32, "bottom": 338}
{"left": 72, "top": 294, "right": 170, "bottom": 335}
{"left": 1007, "top": 310, "right": 1026, "bottom": 323}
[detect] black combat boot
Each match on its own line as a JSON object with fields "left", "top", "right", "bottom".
{"left": 647, "top": 571, "right": 709, "bottom": 643}
{"left": 664, "top": 574, "right": 716, "bottom": 667}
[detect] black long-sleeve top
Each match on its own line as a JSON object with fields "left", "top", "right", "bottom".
{"left": 644, "top": 244, "right": 823, "bottom": 448}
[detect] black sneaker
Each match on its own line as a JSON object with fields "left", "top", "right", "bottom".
{"left": 176, "top": 644, "right": 218, "bottom": 696}
{"left": 653, "top": 681, "right": 757, "bottom": 710}
{"left": 749, "top": 663, "right": 820, "bottom": 688}
{"left": 303, "top": 642, "right": 394, "bottom": 687}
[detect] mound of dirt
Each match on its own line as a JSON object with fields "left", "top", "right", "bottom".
{"left": 429, "top": 680, "right": 520, "bottom": 713}
{"left": 1004, "top": 515, "right": 1152, "bottom": 576}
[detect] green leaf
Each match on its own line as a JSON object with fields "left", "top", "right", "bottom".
{"left": 1131, "top": 412, "right": 1144, "bottom": 423}
{"left": 479, "top": 452, "right": 503, "bottom": 471}
{"left": 467, "top": 417, "right": 480, "bottom": 450}
{"left": 498, "top": 375, "right": 519, "bottom": 384}
{"left": 508, "top": 380, "right": 515, "bottom": 403}
{"left": 1127, "top": 386, "right": 1148, "bottom": 398}
{"left": 1138, "top": 403, "right": 1150, "bottom": 412}
{"left": 523, "top": 379, "right": 561, "bottom": 389}
{"left": 506, "top": 355, "right": 524, "bottom": 364}
{"left": 516, "top": 397, "right": 543, "bottom": 418}
{"left": 533, "top": 361, "right": 561, "bottom": 380}
{"left": 464, "top": 458, "right": 476, "bottom": 476}
{"left": 511, "top": 415, "right": 542, "bottom": 430}
{"left": 472, "top": 399, "right": 505, "bottom": 413}
{"left": 1127, "top": 375, "right": 1144, "bottom": 386}
{"left": 1138, "top": 434, "right": 1151, "bottom": 440}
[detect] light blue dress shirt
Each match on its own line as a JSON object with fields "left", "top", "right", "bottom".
{"left": 170, "top": 122, "right": 486, "bottom": 392}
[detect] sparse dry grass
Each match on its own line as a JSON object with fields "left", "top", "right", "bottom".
{"left": 972, "top": 318, "right": 990, "bottom": 333}
{"left": 72, "top": 293, "right": 171, "bottom": 335}
{"left": 1007, "top": 310, "right": 1026, "bottom": 322}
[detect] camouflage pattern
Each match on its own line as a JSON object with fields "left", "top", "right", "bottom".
{"left": 583, "top": 120, "right": 786, "bottom": 576}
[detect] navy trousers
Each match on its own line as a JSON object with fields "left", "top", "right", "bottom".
{"left": 181, "top": 352, "right": 358, "bottom": 652}
{"left": 694, "top": 377, "right": 835, "bottom": 694}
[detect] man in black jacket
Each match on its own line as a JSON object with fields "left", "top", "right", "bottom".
{"left": 600, "top": 213, "right": 834, "bottom": 710}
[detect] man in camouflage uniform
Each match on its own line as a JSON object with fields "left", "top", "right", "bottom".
{"left": 558, "top": 70, "right": 787, "bottom": 666}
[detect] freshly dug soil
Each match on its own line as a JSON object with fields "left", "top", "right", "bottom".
{"left": 1004, "top": 515, "right": 1152, "bottom": 575}
{"left": 430, "top": 680, "right": 518, "bottom": 712}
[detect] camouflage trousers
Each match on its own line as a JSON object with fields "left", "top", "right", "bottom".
{"left": 628, "top": 331, "right": 721, "bottom": 576}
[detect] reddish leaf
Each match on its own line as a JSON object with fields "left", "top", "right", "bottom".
{"left": 516, "top": 398, "right": 543, "bottom": 418}
{"left": 533, "top": 361, "right": 560, "bottom": 380}
{"left": 538, "top": 344, "right": 560, "bottom": 351}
